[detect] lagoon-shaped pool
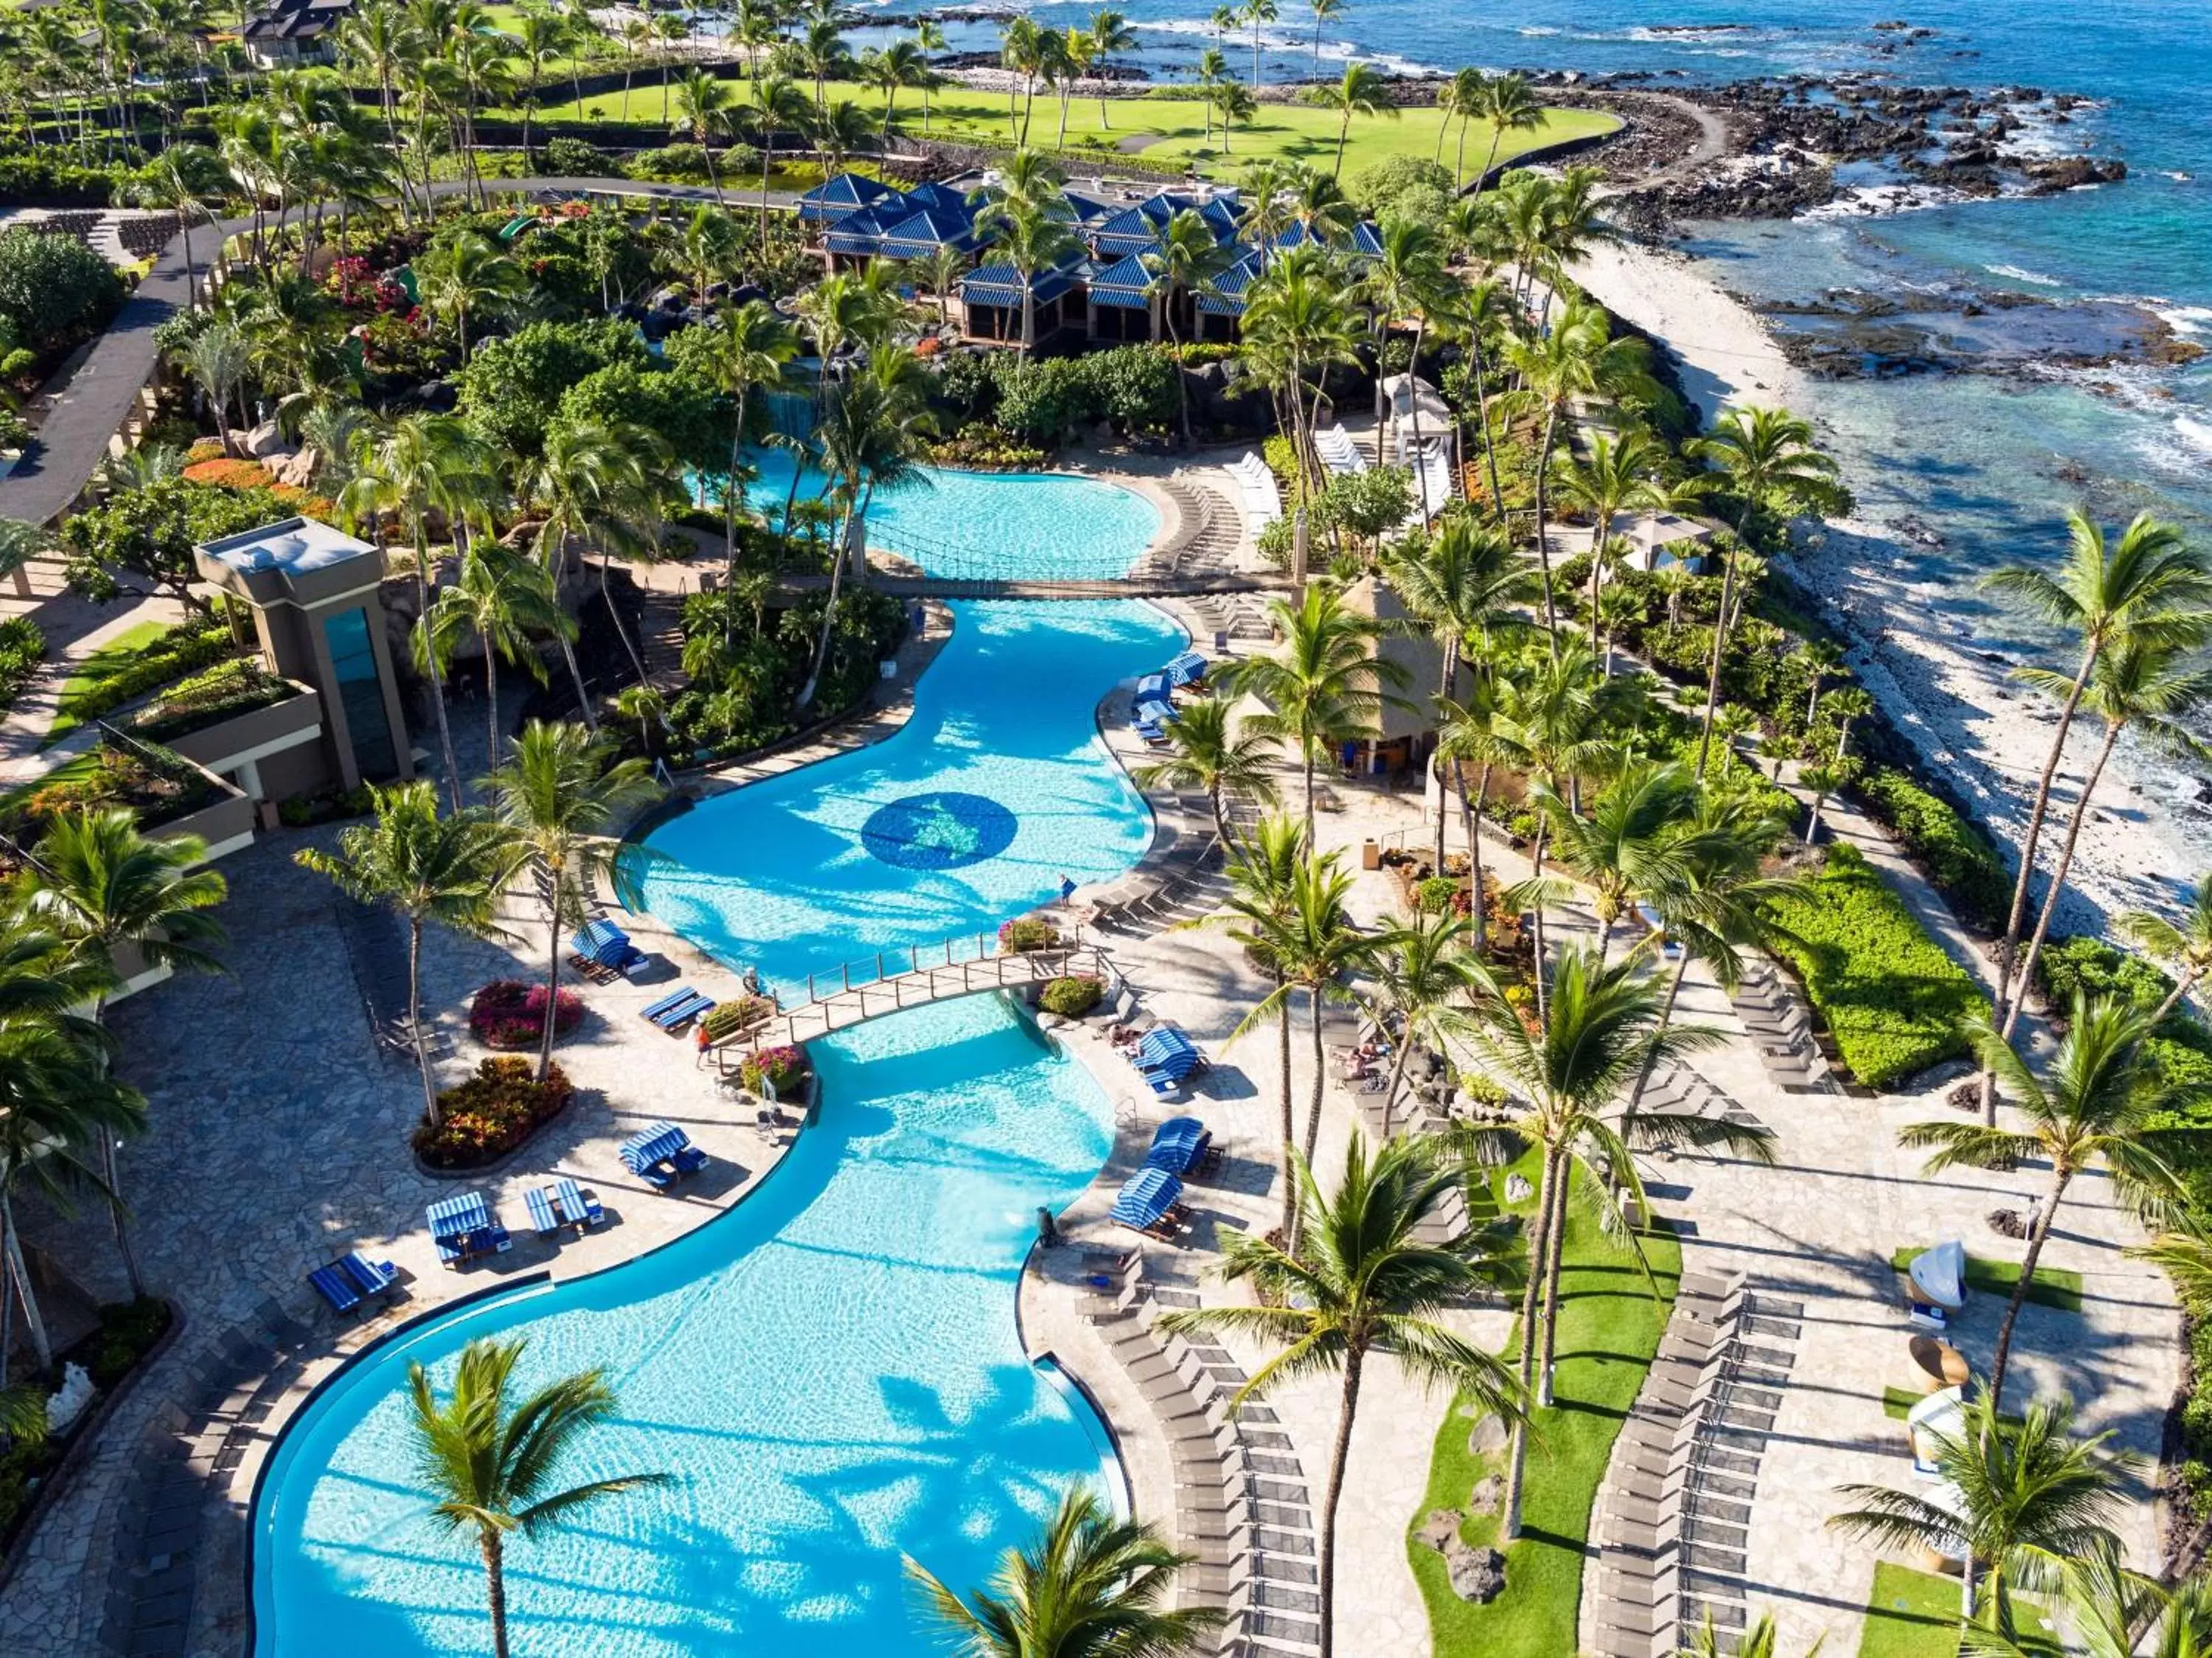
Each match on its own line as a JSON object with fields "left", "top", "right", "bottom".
{"left": 632, "top": 598, "right": 1183, "bottom": 998}
{"left": 251, "top": 996, "right": 1119, "bottom": 1658}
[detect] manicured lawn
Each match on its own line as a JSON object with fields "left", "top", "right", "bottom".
{"left": 1891, "top": 1246, "right": 2084, "bottom": 1314}
{"left": 1408, "top": 1159, "right": 1679, "bottom": 1658}
{"left": 0, "top": 749, "right": 97, "bottom": 811}
{"left": 1880, "top": 1385, "right": 2023, "bottom": 1423}
{"left": 1764, "top": 842, "right": 1989, "bottom": 1090}
{"left": 494, "top": 77, "right": 1617, "bottom": 184}
{"left": 1860, "top": 1563, "right": 1962, "bottom": 1658}
{"left": 43, "top": 620, "right": 175, "bottom": 749}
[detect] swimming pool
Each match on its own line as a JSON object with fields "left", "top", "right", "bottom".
{"left": 631, "top": 598, "right": 1185, "bottom": 999}
{"left": 736, "top": 451, "right": 1161, "bottom": 582}
{"left": 251, "top": 996, "right": 1119, "bottom": 1658}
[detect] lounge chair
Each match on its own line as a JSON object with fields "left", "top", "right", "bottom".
{"left": 552, "top": 1176, "right": 605, "bottom": 1230}
{"left": 309, "top": 1263, "right": 363, "bottom": 1316}
{"left": 1110, "top": 1168, "right": 1191, "bottom": 1241}
{"left": 427, "top": 1192, "right": 510, "bottom": 1267}
{"left": 641, "top": 988, "right": 694, "bottom": 1021}
{"left": 339, "top": 1252, "right": 399, "bottom": 1301}
{"left": 1909, "top": 1241, "right": 1967, "bottom": 1311}
{"left": 525, "top": 1186, "right": 560, "bottom": 1238}
{"left": 622, "top": 1120, "right": 709, "bottom": 1189}
{"left": 650, "top": 991, "right": 714, "bottom": 1032}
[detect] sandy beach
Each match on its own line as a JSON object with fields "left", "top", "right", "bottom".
{"left": 1571, "top": 238, "right": 2210, "bottom": 937}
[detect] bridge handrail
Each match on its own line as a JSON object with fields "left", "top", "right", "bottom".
{"left": 763, "top": 932, "right": 1119, "bottom": 1047}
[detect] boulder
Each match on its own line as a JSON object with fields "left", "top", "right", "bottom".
{"left": 1443, "top": 1541, "right": 1507, "bottom": 1603}
{"left": 1504, "top": 1173, "right": 1532, "bottom": 1203}
{"left": 1466, "top": 1413, "right": 1508, "bottom": 1456}
{"left": 1467, "top": 1474, "right": 1504, "bottom": 1515}
{"left": 1416, "top": 1508, "right": 1462, "bottom": 1551}
{"left": 239, "top": 419, "right": 289, "bottom": 458}
{"left": 267, "top": 448, "right": 319, "bottom": 490}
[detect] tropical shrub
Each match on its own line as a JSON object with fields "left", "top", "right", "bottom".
{"left": 40, "top": 619, "right": 234, "bottom": 729}
{"left": 554, "top": 358, "right": 726, "bottom": 474}
{"left": 1851, "top": 767, "right": 2011, "bottom": 932}
{"left": 538, "top": 136, "right": 613, "bottom": 176}
{"left": 625, "top": 143, "right": 715, "bottom": 183}
{"left": 181, "top": 457, "right": 274, "bottom": 490}
{"left": 1083, "top": 344, "right": 1178, "bottom": 434}
{"left": 926, "top": 423, "right": 1048, "bottom": 471}
{"left": 455, "top": 316, "right": 652, "bottom": 457}
{"left": 1416, "top": 875, "right": 1465, "bottom": 915}
{"left": 415, "top": 1058, "right": 576, "bottom": 1167}
{"left": 467, "top": 980, "right": 585, "bottom": 1050}
{"left": 77, "top": 1296, "right": 173, "bottom": 1388}
{"left": 0, "top": 614, "right": 42, "bottom": 714}
{"left": 1039, "top": 974, "right": 1104, "bottom": 1016}
{"left": 62, "top": 478, "right": 307, "bottom": 614}
{"left": 0, "top": 223, "right": 125, "bottom": 353}
{"left": 998, "top": 917, "right": 1061, "bottom": 954}
{"left": 2034, "top": 934, "right": 2175, "bottom": 1018}
{"left": 1, "top": 740, "right": 220, "bottom": 840}
{"left": 276, "top": 782, "right": 377, "bottom": 828}
{"left": 740, "top": 1044, "right": 810, "bottom": 1097}
{"left": 1761, "top": 843, "right": 1987, "bottom": 1089}
{"left": 128, "top": 658, "right": 296, "bottom": 741}
{"left": 700, "top": 995, "right": 776, "bottom": 1042}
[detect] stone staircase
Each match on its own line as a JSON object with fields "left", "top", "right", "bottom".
{"left": 639, "top": 589, "right": 686, "bottom": 688}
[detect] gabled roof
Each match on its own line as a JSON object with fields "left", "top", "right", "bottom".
{"left": 874, "top": 204, "right": 981, "bottom": 258}
{"left": 822, "top": 202, "right": 907, "bottom": 254}
{"left": 961, "top": 259, "right": 1084, "bottom": 308}
{"left": 1197, "top": 252, "right": 1262, "bottom": 316}
{"left": 796, "top": 173, "right": 908, "bottom": 223}
{"left": 1087, "top": 252, "right": 1153, "bottom": 308}
{"left": 241, "top": 0, "right": 352, "bottom": 41}
{"left": 901, "top": 180, "right": 973, "bottom": 217}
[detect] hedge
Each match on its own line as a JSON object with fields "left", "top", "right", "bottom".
{"left": 1853, "top": 766, "right": 2012, "bottom": 932}
{"left": 1763, "top": 842, "right": 1989, "bottom": 1089}
{"left": 0, "top": 614, "right": 41, "bottom": 715}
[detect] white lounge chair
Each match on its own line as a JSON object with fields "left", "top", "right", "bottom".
{"left": 1909, "top": 1240, "right": 1968, "bottom": 1311}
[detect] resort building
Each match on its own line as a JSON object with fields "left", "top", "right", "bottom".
{"left": 793, "top": 173, "right": 1384, "bottom": 351}
{"left": 238, "top": 0, "right": 355, "bottom": 66}
{"left": 192, "top": 516, "right": 414, "bottom": 801}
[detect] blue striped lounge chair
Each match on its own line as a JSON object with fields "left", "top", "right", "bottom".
{"left": 309, "top": 1263, "right": 362, "bottom": 1316}
{"left": 553, "top": 1177, "right": 605, "bottom": 1230}
{"left": 340, "top": 1252, "right": 399, "bottom": 1301}
{"left": 525, "top": 1186, "right": 560, "bottom": 1238}
{"left": 650, "top": 991, "right": 713, "bottom": 1031}
{"left": 641, "top": 988, "right": 693, "bottom": 1022}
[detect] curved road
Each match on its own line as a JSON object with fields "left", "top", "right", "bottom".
{"left": 0, "top": 176, "right": 801, "bottom": 527}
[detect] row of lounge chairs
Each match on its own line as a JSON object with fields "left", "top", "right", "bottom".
{"left": 1226, "top": 451, "right": 1281, "bottom": 533}
{"left": 308, "top": 1251, "right": 401, "bottom": 1317}
{"left": 620, "top": 1120, "right": 711, "bottom": 1190}
{"left": 641, "top": 985, "right": 716, "bottom": 1035}
{"left": 524, "top": 1177, "right": 608, "bottom": 1238}
{"left": 1316, "top": 425, "right": 1366, "bottom": 476}
{"left": 568, "top": 918, "right": 652, "bottom": 984}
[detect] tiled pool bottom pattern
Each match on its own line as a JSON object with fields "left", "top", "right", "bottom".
{"left": 252, "top": 998, "right": 1119, "bottom": 1658}
{"left": 633, "top": 600, "right": 1185, "bottom": 999}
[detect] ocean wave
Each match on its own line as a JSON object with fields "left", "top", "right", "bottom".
{"left": 2177, "top": 416, "right": 2212, "bottom": 457}
{"left": 1985, "top": 263, "right": 2064, "bottom": 288}
{"left": 1130, "top": 17, "right": 1435, "bottom": 72}
{"left": 1798, "top": 183, "right": 1972, "bottom": 223}
{"left": 2159, "top": 305, "right": 2212, "bottom": 336}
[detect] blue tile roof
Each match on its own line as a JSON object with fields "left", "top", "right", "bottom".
{"left": 796, "top": 172, "right": 908, "bottom": 223}
{"left": 1088, "top": 252, "right": 1153, "bottom": 294}
{"left": 874, "top": 204, "right": 981, "bottom": 257}
{"left": 961, "top": 260, "right": 1082, "bottom": 308}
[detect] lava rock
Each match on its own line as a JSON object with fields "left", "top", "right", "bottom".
{"left": 1468, "top": 1475, "right": 1504, "bottom": 1514}
{"left": 1466, "top": 1413, "right": 1508, "bottom": 1456}
{"left": 1444, "top": 1541, "right": 1509, "bottom": 1603}
{"left": 1416, "top": 1508, "right": 1462, "bottom": 1550}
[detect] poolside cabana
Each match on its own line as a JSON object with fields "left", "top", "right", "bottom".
{"left": 1339, "top": 573, "right": 1450, "bottom": 781}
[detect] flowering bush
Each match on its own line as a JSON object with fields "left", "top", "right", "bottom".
{"left": 740, "top": 1044, "right": 810, "bottom": 1098}
{"left": 999, "top": 917, "right": 1060, "bottom": 954}
{"left": 414, "top": 1058, "right": 574, "bottom": 1168}
{"left": 468, "top": 980, "right": 584, "bottom": 1050}
{"left": 182, "top": 457, "right": 274, "bottom": 490}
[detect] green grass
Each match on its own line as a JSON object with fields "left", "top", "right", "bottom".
{"left": 43, "top": 621, "right": 175, "bottom": 749}
{"left": 1860, "top": 1563, "right": 1963, "bottom": 1658}
{"left": 1891, "top": 1246, "right": 2084, "bottom": 1314}
{"left": 1408, "top": 1159, "right": 1679, "bottom": 1658}
{"left": 0, "top": 749, "right": 97, "bottom": 812}
{"left": 493, "top": 77, "right": 1618, "bottom": 183}
{"left": 1880, "top": 1385, "right": 2023, "bottom": 1424}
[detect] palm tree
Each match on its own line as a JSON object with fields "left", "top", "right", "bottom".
{"left": 417, "top": 228, "right": 526, "bottom": 358}
{"left": 1221, "top": 583, "right": 1408, "bottom": 838}
{"left": 1504, "top": 301, "right": 1654, "bottom": 639}
{"left": 700, "top": 298, "right": 799, "bottom": 589}
{"left": 295, "top": 783, "right": 521, "bottom": 1124}
{"left": 1382, "top": 514, "right": 1534, "bottom": 870}
{"left": 1086, "top": 9, "right": 1134, "bottom": 128}
{"left": 912, "top": 20, "right": 946, "bottom": 132}
{"left": 613, "top": 684, "right": 667, "bottom": 757}
{"left": 1240, "top": 0, "right": 1278, "bottom": 87}
{"left": 488, "top": 721, "right": 661, "bottom": 1081}
{"left": 344, "top": 414, "right": 500, "bottom": 807}
{"left": 1365, "top": 907, "right": 1490, "bottom": 1136}
{"left": 1532, "top": 759, "right": 1703, "bottom": 962}
{"left": 1953, "top": 1537, "right": 2199, "bottom": 1658}
{"left": 1208, "top": 814, "right": 1309, "bottom": 1241}
{"left": 1317, "top": 60, "right": 1391, "bottom": 176}
{"left": 1210, "top": 77, "right": 1256, "bottom": 152}
{"left": 178, "top": 318, "right": 251, "bottom": 457}
{"left": 1466, "top": 71, "right": 1540, "bottom": 193}
{"left": 1463, "top": 946, "right": 1758, "bottom": 1539}
{"left": 745, "top": 75, "right": 808, "bottom": 237}
{"left": 1683, "top": 1610, "right": 1821, "bottom": 1658}
{"left": 2120, "top": 873, "right": 2212, "bottom": 1024}
{"left": 23, "top": 809, "right": 227, "bottom": 1300}
{"left": 673, "top": 68, "right": 736, "bottom": 201}
{"left": 1140, "top": 208, "right": 1233, "bottom": 446}
{"left": 1130, "top": 696, "right": 1279, "bottom": 852}
{"left": 408, "top": 1336, "right": 667, "bottom": 1658}
{"left": 905, "top": 1485, "right": 1222, "bottom": 1658}
{"left": 1905, "top": 993, "right": 2185, "bottom": 1412}
{"left": 524, "top": 417, "right": 671, "bottom": 697}
{"left": 1832, "top": 1390, "right": 2133, "bottom": 1633}
{"left": 1689, "top": 407, "right": 1845, "bottom": 777}
{"left": 997, "top": 16, "right": 1048, "bottom": 144}
{"left": 0, "top": 923, "right": 142, "bottom": 1372}
{"left": 973, "top": 193, "right": 1080, "bottom": 354}
{"left": 860, "top": 39, "right": 928, "bottom": 141}
{"left": 2004, "top": 626, "right": 2212, "bottom": 1045}
{"left": 1555, "top": 429, "right": 1669, "bottom": 656}
{"left": 422, "top": 544, "right": 569, "bottom": 767}
{"left": 1307, "top": 0, "right": 1343, "bottom": 69}
{"left": 1158, "top": 1137, "right": 1524, "bottom": 1658}
{"left": 1273, "top": 852, "right": 1372, "bottom": 1218}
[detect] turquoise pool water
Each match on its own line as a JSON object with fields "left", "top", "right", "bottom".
{"left": 251, "top": 996, "right": 1119, "bottom": 1658}
{"left": 632, "top": 598, "right": 1184, "bottom": 999}
{"left": 738, "top": 451, "right": 1161, "bottom": 582}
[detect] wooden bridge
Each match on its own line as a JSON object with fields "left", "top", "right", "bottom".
{"left": 742, "top": 937, "right": 1119, "bottom": 1050}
